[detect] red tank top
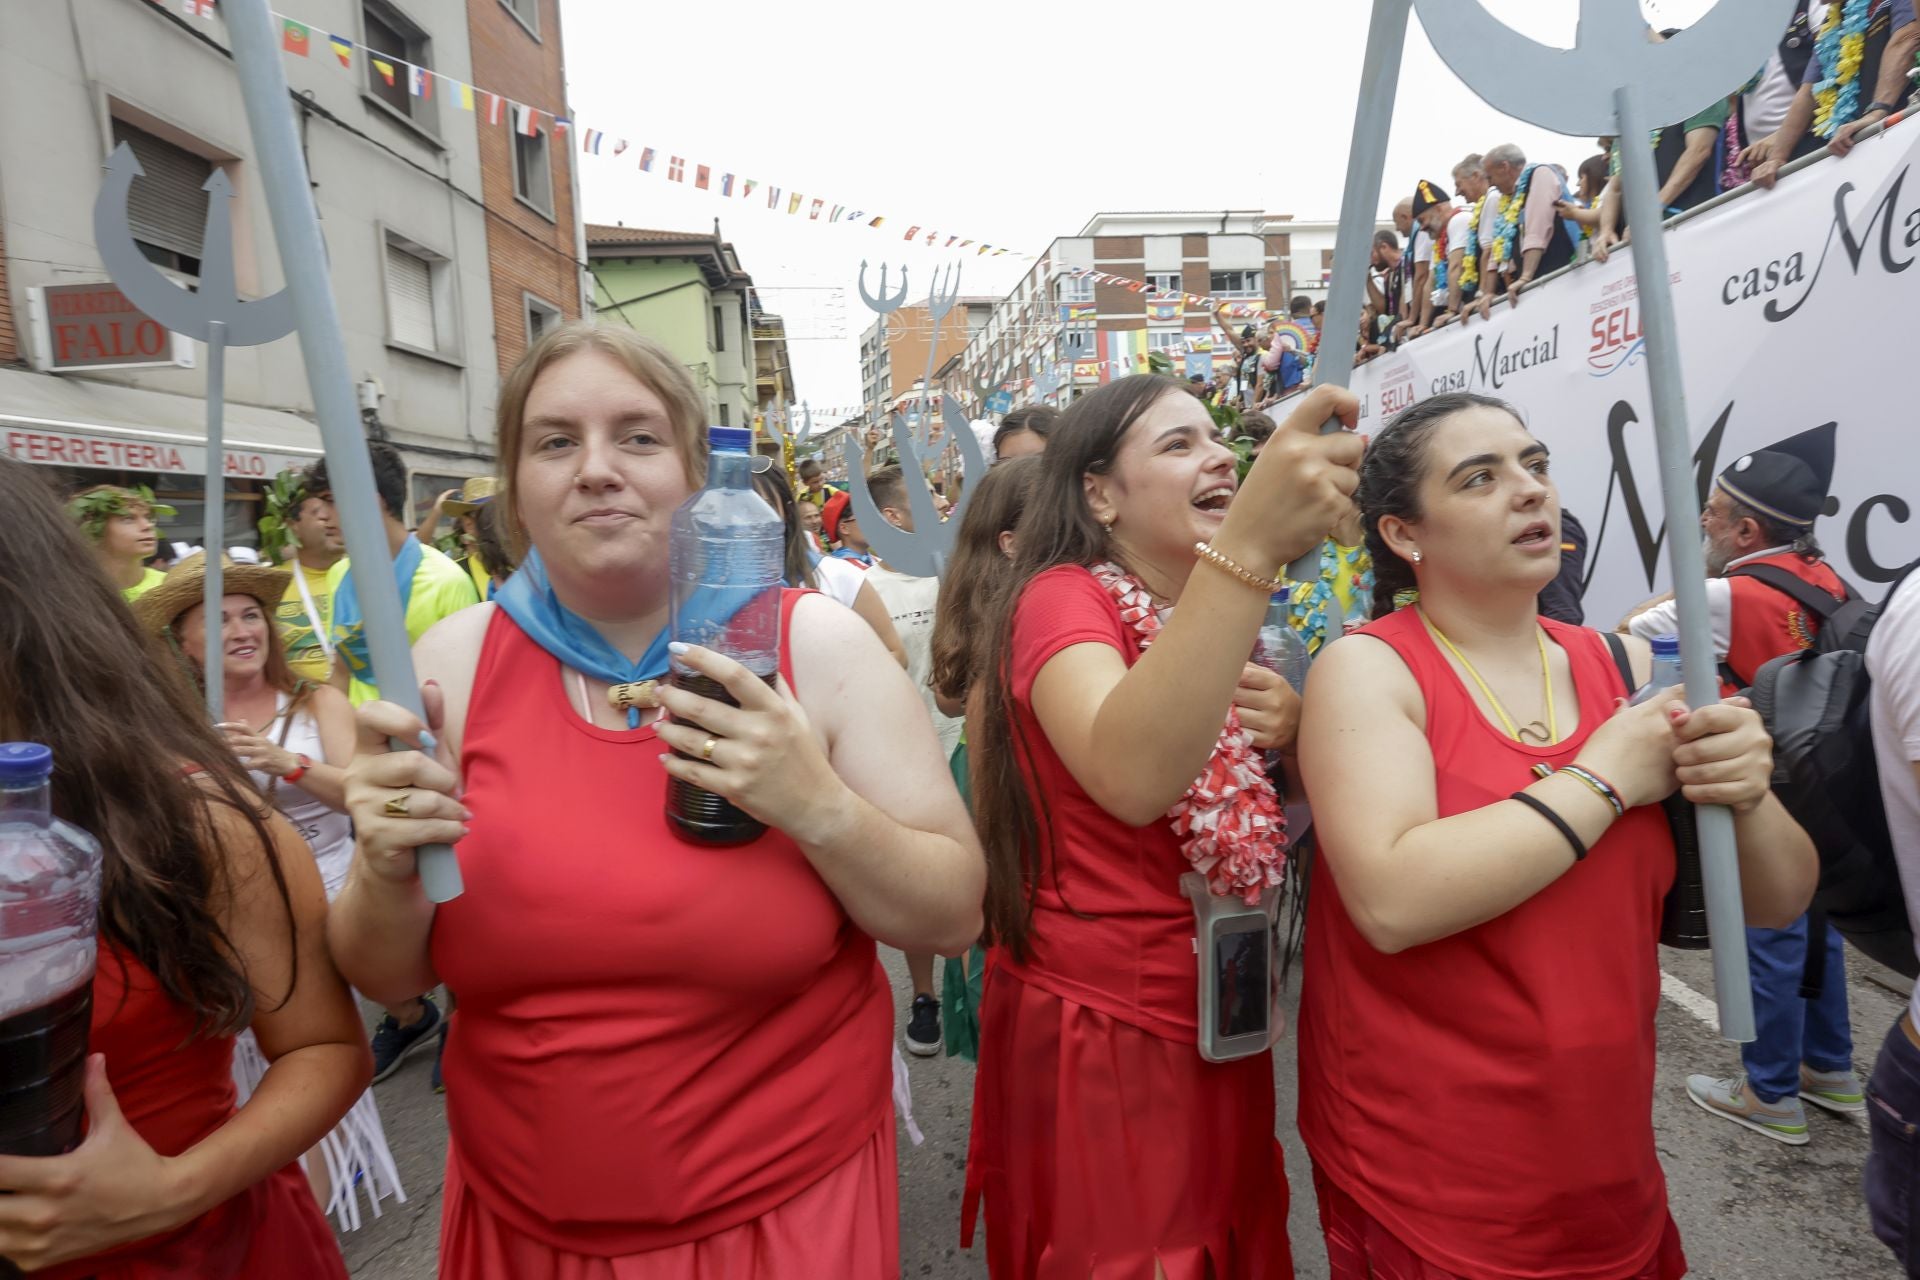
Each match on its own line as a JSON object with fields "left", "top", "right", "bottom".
{"left": 40, "top": 944, "right": 345, "bottom": 1280}
{"left": 432, "top": 595, "right": 892, "bottom": 1256}
{"left": 1722, "top": 552, "right": 1847, "bottom": 691}
{"left": 1298, "top": 611, "right": 1678, "bottom": 1280}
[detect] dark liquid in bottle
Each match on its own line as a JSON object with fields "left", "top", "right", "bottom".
{"left": 0, "top": 979, "right": 94, "bottom": 1158}
{"left": 665, "top": 671, "right": 779, "bottom": 847}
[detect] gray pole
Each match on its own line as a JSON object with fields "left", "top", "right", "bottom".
{"left": 1281, "top": 0, "right": 1414, "bottom": 616}
{"left": 223, "top": 0, "right": 462, "bottom": 901}
{"left": 1615, "top": 84, "right": 1752, "bottom": 1042}
{"left": 203, "top": 320, "right": 226, "bottom": 721}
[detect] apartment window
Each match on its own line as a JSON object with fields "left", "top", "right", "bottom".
{"left": 1059, "top": 330, "right": 1096, "bottom": 360}
{"left": 512, "top": 126, "right": 554, "bottom": 218}
{"left": 363, "top": 2, "right": 435, "bottom": 131}
{"left": 1060, "top": 275, "right": 1094, "bottom": 303}
{"left": 383, "top": 231, "right": 457, "bottom": 359}
{"left": 1209, "top": 270, "right": 1260, "bottom": 298}
{"left": 110, "top": 120, "right": 212, "bottom": 278}
{"left": 498, "top": 0, "right": 539, "bottom": 37}
{"left": 1145, "top": 272, "right": 1181, "bottom": 294}
{"left": 717, "top": 404, "right": 730, "bottom": 427}
{"left": 1148, "top": 331, "right": 1190, "bottom": 353}
{"left": 524, "top": 292, "right": 562, "bottom": 345}
{"left": 1320, "top": 248, "right": 1335, "bottom": 272}
{"left": 712, "top": 305, "right": 725, "bottom": 352}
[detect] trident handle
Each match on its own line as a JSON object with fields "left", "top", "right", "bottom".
{"left": 224, "top": 0, "right": 461, "bottom": 901}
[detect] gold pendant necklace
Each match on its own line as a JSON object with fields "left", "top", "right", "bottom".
{"left": 1417, "top": 608, "right": 1558, "bottom": 745}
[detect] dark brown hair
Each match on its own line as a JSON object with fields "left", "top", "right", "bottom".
{"left": 973, "top": 375, "right": 1184, "bottom": 958}
{"left": 929, "top": 456, "right": 1042, "bottom": 705}
{"left": 751, "top": 466, "right": 820, "bottom": 590}
{"left": 1356, "top": 391, "right": 1521, "bottom": 619}
{"left": 992, "top": 405, "right": 1059, "bottom": 459}
{"left": 0, "top": 459, "right": 295, "bottom": 1037}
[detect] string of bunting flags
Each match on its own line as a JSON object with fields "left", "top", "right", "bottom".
{"left": 154, "top": 0, "right": 1305, "bottom": 327}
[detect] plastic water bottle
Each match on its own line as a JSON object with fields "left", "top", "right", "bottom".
{"left": 666, "top": 428, "right": 786, "bottom": 846}
{"left": 0, "top": 743, "right": 103, "bottom": 1158}
{"left": 1252, "top": 598, "right": 1310, "bottom": 694}
{"left": 1630, "top": 633, "right": 1684, "bottom": 705}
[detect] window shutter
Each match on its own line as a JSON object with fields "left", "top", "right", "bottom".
{"left": 112, "top": 122, "right": 212, "bottom": 259}
{"left": 386, "top": 243, "right": 436, "bottom": 349}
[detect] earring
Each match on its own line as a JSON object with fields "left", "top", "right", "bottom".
{"left": 1411, "top": 550, "right": 1423, "bottom": 564}
{"left": 1100, "top": 514, "right": 1116, "bottom": 529}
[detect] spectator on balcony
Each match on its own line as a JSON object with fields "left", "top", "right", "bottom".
{"left": 1411, "top": 179, "right": 1472, "bottom": 335}
{"left": 1744, "top": 0, "right": 1918, "bottom": 187}
{"left": 1473, "top": 143, "right": 1578, "bottom": 316}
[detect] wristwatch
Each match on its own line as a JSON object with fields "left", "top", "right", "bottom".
{"left": 281, "top": 753, "right": 313, "bottom": 783}
{"left": 1863, "top": 102, "right": 1900, "bottom": 119}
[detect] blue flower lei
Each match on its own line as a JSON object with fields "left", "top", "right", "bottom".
{"left": 1287, "top": 541, "right": 1375, "bottom": 654}
{"left": 1812, "top": 0, "right": 1872, "bottom": 138}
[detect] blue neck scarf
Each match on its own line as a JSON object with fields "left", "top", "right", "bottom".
{"left": 331, "top": 534, "right": 423, "bottom": 691}
{"left": 493, "top": 547, "right": 765, "bottom": 727}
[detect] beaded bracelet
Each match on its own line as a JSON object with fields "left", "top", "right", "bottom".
{"left": 1193, "top": 541, "right": 1285, "bottom": 595}
{"left": 1511, "top": 791, "right": 1587, "bottom": 861}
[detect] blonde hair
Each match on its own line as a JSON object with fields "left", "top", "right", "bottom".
{"left": 493, "top": 322, "right": 710, "bottom": 554}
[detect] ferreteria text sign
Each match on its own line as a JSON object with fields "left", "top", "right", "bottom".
{"left": 2, "top": 425, "right": 312, "bottom": 479}
{"left": 1342, "top": 121, "right": 1920, "bottom": 625}
{"left": 26, "top": 282, "right": 193, "bottom": 372}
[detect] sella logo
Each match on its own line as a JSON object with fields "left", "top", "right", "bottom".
{"left": 1588, "top": 300, "right": 1645, "bottom": 377}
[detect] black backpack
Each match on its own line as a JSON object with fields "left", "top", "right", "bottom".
{"left": 1738, "top": 560, "right": 1920, "bottom": 979}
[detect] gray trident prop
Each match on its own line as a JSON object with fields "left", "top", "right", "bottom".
{"left": 858, "top": 260, "right": 910, "bottom": 438}
{"left": 197, "top": 0, "right": 462, "bottom": 899}
{"left": 96, "top": 149, "right": 297, "bottom": 722}
{"left": 915, "top": 264, "right": 963, "bottom": 448}
{"left": 842, "top": 396, "right": 988, "bottom": 578}
{"left": 1318, "top": 0, "right": 1796, "bottom": 1040}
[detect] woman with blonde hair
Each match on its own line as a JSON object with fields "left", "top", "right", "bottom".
{"left": 329, "top": 323, "right": 984, "bottom": 1278}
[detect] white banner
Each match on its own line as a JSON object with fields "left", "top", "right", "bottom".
{"left": 1345, "top": 122, "right": 1920, "bottom": 627}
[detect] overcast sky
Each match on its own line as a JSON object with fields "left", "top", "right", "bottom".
{"left": 560, "top": 0, "right": 1719, "bottom": 413}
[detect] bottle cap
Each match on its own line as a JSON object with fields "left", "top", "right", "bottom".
{"left": 0, "top": 743, "right": 53, "bottom": 785}
{"left": 1651, "top": 633, "right": 1680, "bottom": 657}
{"left": 709, "top": 426, "right": 752, "bottom": 452}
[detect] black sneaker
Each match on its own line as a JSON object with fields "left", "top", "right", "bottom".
{"left": 370, "top": 995, "right": 443, "bottom": 1083}
{"left": 904, "top": 993, "right": 940, "bottom": 1058}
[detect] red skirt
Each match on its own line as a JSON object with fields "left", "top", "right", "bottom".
{"left": 438, "top": 1116, "right": 898, "bottom": 1279}
{"left": 1312, "top": 1167, "right": 1688, "bottom": 1280}
{"left": 962, "top": 967, "right": 1293, "bottom": 1280}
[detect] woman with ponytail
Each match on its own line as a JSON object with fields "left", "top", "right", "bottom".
{"left": 1295, "top": 392, "right": 1817, "bottom": 1278}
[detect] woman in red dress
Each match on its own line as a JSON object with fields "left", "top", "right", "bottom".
{"left": 962, "top": 376, "right": 1364, "bottom": 1278}
{"left": 1296, "top": 392, "right": 1817, "bottom": 1279}
{"left": 329, "top": 324, "right": 984, "bottom": 1279}
{"left": 0, "top": 457, "right": 370, "bottom": 1278}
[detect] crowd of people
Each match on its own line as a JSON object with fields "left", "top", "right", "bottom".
{"left": 2, "top": 7, "right": 1917, "bottom": 1279}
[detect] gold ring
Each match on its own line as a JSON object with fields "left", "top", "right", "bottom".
{"left": 700, "top": 736, "right": 719, "bottom": 762}
{"left": 383, "top": 792, "right": 412, "bottom": 817}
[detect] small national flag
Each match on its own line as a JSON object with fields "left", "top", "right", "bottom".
{"left": 742, "top": 179, "right": 757, "bottom": 198}
{"left": 720, "top": 174, "right": 734, "bottom": 196}
{"left": 905, "top": 226, "right": 920, "bottom": 240}
{"left": 695, "top": 165, "right": 710, "bottom": 190}
{"left": 197, "top": 0, "right": 214, "bottom": 14}
{"left": 638, "top": 147, "right": 655, "bottom": 172}
{"left": 766, "top": 186, "right": 781, "bottom": 209}
{"left": 514, "top": 104, "right": 540, "bottom": 137}
{"left": 583, "top": 128, "right": 604, "bottom": 154}
{"left": 846, "top": 210, "right": 865, "bottom": 222}
{"left": 282, "top": 20, "right": 311, "bottom": 56}
{"left": 788, "top": 193, "right": 803, "bottom": 215}
{"left": 372, "top": 58, "right": 396, "bottom": 86}
{"left": 925, "top": 230, "right": 937, "bottom": 245}
{"left": 977, "top": 244, "right": 991, "bottom": 255}
{"left": 328, "top": 34, "right": 353, "bottom": 67}
{"left": 959, "top": 239, "right": 973, "bottom": 248}
{"left": 869, "top": 216, "right": 884, "bottom": 228}
{"left": 552, "top": 118, "right": 570, "bottom": 137}
{"left": 408, "top": 64, "right": 429, "bottom": 98}
{"left": 486, "top": 93, "right": 505, "bottom": 125}
{"left": 829, "top": 204, "right": 843, "bottom": 221}
{"left": 994, "top": 248, "right": 1009, "bottom": 257}
{"left": 458, "top": 82, "right": 474, "bottom": 111}
{"left": 668, "top": 156, "right": 686, "bottom": 182}
{"left": 946, "top": 235, "right": 957, "bottom": 247}
{"left": 612, "top": 139, "right": 628, "bottom": 156}
{"left": 810, "top": 199, "right": 823, "bottom": 220}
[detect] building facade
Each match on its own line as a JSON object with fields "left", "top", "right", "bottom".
{"left": 0, "top": 0, "right": 587, "bottom": 547}
{"left": 585, "top": 222, "right": 793, "bottom": 430}
{"left": 857, "top": 297, "right": 992, "bottom": 425}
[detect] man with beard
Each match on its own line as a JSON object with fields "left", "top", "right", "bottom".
{"left": 1621, "top": 424, "right": 1864, "bottom": 1147}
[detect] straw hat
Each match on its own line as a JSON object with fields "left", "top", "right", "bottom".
{"left": 131, "top": 551, "right": 292, "bottom": 636}
{"left": 443, "top": 475, "right": 501, "bottom": 516}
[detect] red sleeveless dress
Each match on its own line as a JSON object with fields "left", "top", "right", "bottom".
{"left": 962, "top": 566, "right": 1294, "bottom": 1280}
{"left": 431, "top": 594, "right": 898, "bottom": 1278}
{"left": 38, "top": 945, "right": 347, "bottom": 1280}
{"left": 1297, "top": 611, "right": 1686, "bottom": 1280}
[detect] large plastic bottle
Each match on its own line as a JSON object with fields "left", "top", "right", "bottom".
{"left": 0, "top": 743, "right": 103, "bottom": 1158}
{"left": 1252, "top": 598, "right": 1311, "bottom": 695}
{"left": 666, "top": 427, "right": 786, "bottom": 846}
{"left": 1629, "top": 636, "right": 1708, "bottom": 949}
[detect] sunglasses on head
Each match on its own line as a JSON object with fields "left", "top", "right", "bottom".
{"left": 750, "top": 454, "right": 775, "bottom": 474}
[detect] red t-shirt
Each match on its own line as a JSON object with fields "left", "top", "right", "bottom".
{"left": 1297, "top": 609, "right": 1679, "bottom": 1279}
{"left": 432, "top": 594, "right": 893, "bottom": 1256}
{"left": 994, "top": 565, "right": 1200, "bottom": 1042}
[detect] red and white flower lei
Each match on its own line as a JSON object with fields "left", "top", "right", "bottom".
{"left": 1090, "top": 562, "right": 1288, "bottom": 903}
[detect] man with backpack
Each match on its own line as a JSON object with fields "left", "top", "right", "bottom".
{"left": 1622, "top": 424, "right": 1865, "bottom": 1145}
{"left": 1866, "top": 562, "right": 1920, "bottom": 1272}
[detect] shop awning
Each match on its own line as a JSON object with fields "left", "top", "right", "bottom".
{"left": 0, "top": 367, "right": 323, "bottom": 480}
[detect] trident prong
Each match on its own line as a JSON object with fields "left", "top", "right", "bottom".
{"left": 916, "top": 262, "right": 964, "bottom": 445}
{"left": 840, "top": 397, "right": 985, "bottom": 579}
{"left": 795, "top": 400, "right": 813, "bottom": 445}
{"left": 857, "top": 260, "right": 910, "bottom": 317}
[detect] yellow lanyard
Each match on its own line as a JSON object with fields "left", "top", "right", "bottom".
{"left": 1418, "top": 608, "right": 1558, "bottom": 745}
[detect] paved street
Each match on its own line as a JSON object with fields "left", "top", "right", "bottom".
{"left": 342, "top": 946, "right": 1909, "bottom": 1279}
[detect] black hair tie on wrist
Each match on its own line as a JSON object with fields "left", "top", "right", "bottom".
{"left": 1512, "top": 791, "right": 1588, "bottom": 862}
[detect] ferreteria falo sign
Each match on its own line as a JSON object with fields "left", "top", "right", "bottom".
{"left": 1343, "top": 122, "right": 1920, "bottom": 628}
{"left": 26, "top": 282, "right": 195, "bottom": 372}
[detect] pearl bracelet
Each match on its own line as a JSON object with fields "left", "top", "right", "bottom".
{"left": 1193, "top": 541, "right": 1285, "bottom": 595}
